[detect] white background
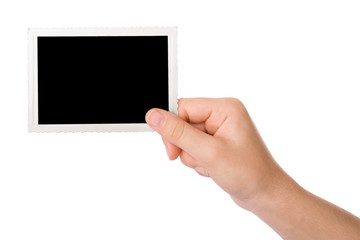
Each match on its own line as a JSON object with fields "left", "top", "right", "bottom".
{"left": 0, "top": 0, "right": 359, "bottom": 239}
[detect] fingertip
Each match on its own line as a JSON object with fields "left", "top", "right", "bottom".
{"left": 145, "top": 109, "right": 151, "bottom": 125}
{"left": 145, "top": 108, "right": 156, "bottom": 124}
{"left": 146, "top": 108, "right": 166, "bottom": 128}
{"left": 168, "top": 148, "right": 181, "bottom": 160}
{"left": 162, "top": 137, "right": 181, "bottom": 160}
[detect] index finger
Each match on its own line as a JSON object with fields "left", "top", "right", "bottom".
{"left": 178, "top": 98, "right": 240, "bottom": 135}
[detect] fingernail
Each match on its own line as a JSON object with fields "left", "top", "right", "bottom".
{"left": 194, "top": 167, "right": 210, "bottom": 177}
{"left": 148, "top": 111, "right": 165, "bottom": 127}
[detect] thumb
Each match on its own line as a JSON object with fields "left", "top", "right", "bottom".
{"left": 145, "top": 108, "right": 214, "bottom": 159}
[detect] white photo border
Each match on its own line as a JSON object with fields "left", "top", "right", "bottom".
{"left": 28, "top": 27, "right": 178, "bottom": 132}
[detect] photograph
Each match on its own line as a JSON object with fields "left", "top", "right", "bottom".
{"left": 0, "top": 0, "right": 359, "bottom": 239}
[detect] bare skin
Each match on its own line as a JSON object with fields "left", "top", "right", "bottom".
{"left": 145, "top": 98, "right": 360, "bottom": 240}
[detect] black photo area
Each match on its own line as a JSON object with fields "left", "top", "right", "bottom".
{"left": 37, "top": 36, "right": 169, "bottom": 124}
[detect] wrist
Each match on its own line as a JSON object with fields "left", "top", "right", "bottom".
{"left": 233, "top": 167, "right": 301, "bottom": 213}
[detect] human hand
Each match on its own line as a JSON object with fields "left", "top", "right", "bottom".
{"left": 145, "top": 98, "right": 289, "bottom": 209}
{"left": 146, "top": 98, "right": 360, "bottom": 239}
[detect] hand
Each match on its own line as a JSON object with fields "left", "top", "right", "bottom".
{"left": 146, "top": 98, "right": 360, "bottom": 240}
{"left": 145, "top": 98, "right": 288, "bottom": 209}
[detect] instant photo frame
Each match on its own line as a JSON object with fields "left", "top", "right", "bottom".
{"left": 28, "top": 27, "right": 177, "bottom": 132}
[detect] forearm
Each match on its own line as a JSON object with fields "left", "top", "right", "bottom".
{"left": 247, "top": 172, "right": 360, "bottom": 240}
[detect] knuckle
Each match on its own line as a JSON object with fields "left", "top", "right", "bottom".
{"left": 227, "top": 97, "right": 244, "bottom": 108}
{"left": 225, "top": 97, "right": 247, "bottom": 114}
{"left": 168, "top": 120, "right": 186, "bottom": 142}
